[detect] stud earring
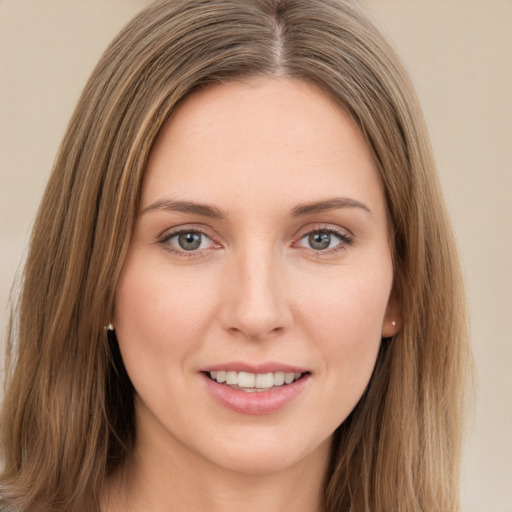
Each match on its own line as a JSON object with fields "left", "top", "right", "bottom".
{"left": 105, "top": 323, "right": 115, "bottom": 331}
{"left": 391, "top": 320, "right": 397, "bottom": 327}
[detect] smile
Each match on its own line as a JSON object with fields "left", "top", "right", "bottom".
{"left": 207, "top": 370, "right": 306, "bottom": 392}
{"left": 201, "top": 366, "right": 311, "bottom": 415}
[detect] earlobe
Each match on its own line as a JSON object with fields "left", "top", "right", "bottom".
{"left": 381, "top": 286, "right": 401, "bottom": 338}
{"left": 381, "top": 316, "right": 401, "bottom": 338}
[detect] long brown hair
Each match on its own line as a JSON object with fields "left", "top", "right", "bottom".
{"left": 1, "top": 1, "right": 472, "bottom": 510}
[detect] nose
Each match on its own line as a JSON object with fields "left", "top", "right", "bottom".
{"left": 219, "top": 249, "right": 293, "bottom": 341}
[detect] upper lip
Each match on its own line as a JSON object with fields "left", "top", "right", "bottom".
{"left": 200, "top": 361, "right": 310, "bottom": 374}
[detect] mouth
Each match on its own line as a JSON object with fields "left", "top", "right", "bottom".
{"left": 203, "top": 370, "right": 309, "bottom": 392}
{"left": 201, "top": 365, "right": 311, "bottom": 415}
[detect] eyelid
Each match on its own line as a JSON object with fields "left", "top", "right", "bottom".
{"left": 292, "top": 224, "right": 354, "bottom": 253}
{"left": 157, "top": 224, "right": 222, "bottom": 256}
{"left": 155, "top": 222, "right": 353, "bottom": 257}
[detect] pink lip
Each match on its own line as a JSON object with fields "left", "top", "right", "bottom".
{"left": 201, "top": 361, "right": 309, "bottom": 374}
{"left": 201, "top": 371, "right": 310, "bottom": 415}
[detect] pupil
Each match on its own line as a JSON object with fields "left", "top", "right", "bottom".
{"left": 178, "top": 232, "right": 201, "bottom": 250}
{"left": 309, "top": 232, "right": 330, "bottom": 250}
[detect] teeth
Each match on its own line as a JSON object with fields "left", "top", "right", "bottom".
{"left": 284, "top": 373, "right": 295, "bottom": 384}
{"left": 226, "top": 371, "right": 237, "bottom": 385}
{"left": 237, "top": 372, "right": 255, "bottom": 388}
{"left": 255, "top": 373, "right": 274, "bottom": 388}
{"left": 273, "top": 371, "right": 285, "bottom": 386}
{"left": 209, "top": 370, "right": 304, "bottom": 389}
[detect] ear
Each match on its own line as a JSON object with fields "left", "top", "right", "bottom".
{"left": 381, "top": 284, "right": 401, "bottom": 338}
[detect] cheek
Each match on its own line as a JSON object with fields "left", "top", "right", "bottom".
{"left": 113, "top": 256, "right": 220, "bottom": 369}
{"left": 300, "top": 267, "right": 391, "bottom": 335}
{"left": 297, "top": 268, "right": 391, "bottom": 393}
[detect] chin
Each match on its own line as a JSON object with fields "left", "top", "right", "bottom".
{"left": 194, "top": 427, "right": 333, "bottom": 477}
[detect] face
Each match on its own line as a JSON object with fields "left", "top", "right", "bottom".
{"left": 114, "top": 78, "right": 399, "bottom": 477}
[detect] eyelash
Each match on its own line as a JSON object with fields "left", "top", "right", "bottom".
{"left": 157, "top": 225, "right": 353, "bottom": 257}
{"left": 294, "top": 226, "right": 353, "bottom": 255}
{"left": 157, "top": 226, "right": 217, "bottom": 257}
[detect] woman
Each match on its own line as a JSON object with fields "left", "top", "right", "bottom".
{"left": 0, "top": 0, "right": 472, "bottom": 511}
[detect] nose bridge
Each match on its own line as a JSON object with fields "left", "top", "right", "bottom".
{"left": 221, "top": 241, "right": 291, "bottom": 340}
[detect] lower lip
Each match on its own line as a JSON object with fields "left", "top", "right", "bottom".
{"left": 201, "top": 373, "right": 310, "bottom": 415}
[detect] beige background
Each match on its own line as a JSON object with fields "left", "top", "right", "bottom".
{"left": 0, "top": 1, "right": 511, "bottom": 510}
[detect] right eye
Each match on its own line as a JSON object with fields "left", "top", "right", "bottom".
{"left": 159, "top": 229, "right": 218, "bottom": 255}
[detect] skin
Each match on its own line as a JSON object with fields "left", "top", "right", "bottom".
{"left": 108, "top": 78, "right": 400, "bottom": 512}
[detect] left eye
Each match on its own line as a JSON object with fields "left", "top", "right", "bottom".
{"left": 165, "top": 231, "right": 214, "bottom": 252}
{"left": 297, "top": 230, "right": 346, "bottom": 251}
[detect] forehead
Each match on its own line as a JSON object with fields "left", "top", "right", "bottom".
{"left": 142, "top": 78, "right": 384, "bottom": 216}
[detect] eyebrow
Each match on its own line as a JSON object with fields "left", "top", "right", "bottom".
{"left": 141, "top": 196, "right": 371, "bottom": 219}
{"left": 291, "top": 197, "right": 371, "bottom": 216}
{"left": 141, "top": 199, "right": 226, "bottom": 219}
